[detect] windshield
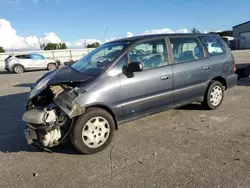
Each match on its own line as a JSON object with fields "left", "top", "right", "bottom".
{"left": 72, "top": 41, "right": 130, "bottom": 76}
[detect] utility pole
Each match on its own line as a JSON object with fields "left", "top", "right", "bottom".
{"left": 100, "top": 26, "right": 109, "bottom": 42}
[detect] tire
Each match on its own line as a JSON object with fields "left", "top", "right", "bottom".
{"left": 13, "top": 65, "right": 24, "bottom": 74}
{"left": 70, "top": 107, "right": 115, "bottom": 154}
{"left": 203, "top": 81, "right": 224, "bottom": 110}
{"left": 47, "top": 63, "right": 57, "bottom": 71}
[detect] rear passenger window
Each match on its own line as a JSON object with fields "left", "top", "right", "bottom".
{"left": 129, "top": 39, "right": 168, "bottom": 69}
{"left": 16, "top": 55, "right": 30, "bottom": 59}
{"left": 169, "top": 37, "right": 204, "bottom": 64}
{"left": 199, "top": 36, "right": 226, "bottom": 57}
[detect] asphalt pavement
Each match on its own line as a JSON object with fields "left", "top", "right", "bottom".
{"left": 0, "top": 69, "right": 250, "bottom": 188}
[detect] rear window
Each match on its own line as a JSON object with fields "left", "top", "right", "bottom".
{"left": 199, "top": 36, "right": 226, "bottom": 57}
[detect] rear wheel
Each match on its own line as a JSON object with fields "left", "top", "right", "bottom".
{"left": 47, "top": 63, "right": 57, "bottom": 71}
{"left": 70, "top": 107, "right": 115, "bottom": 154}
{"left": 13, "top": 65, "right": 24, "bottom": 74}
{"left": 203, "top": 81, "right": 224, "bottom": 110}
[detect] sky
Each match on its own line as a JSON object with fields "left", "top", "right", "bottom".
{"left": 0, "top": 0, "right": 250, "bottom": 51}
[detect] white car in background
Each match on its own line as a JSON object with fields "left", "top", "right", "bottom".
{"left": 5, "top": 53, "right": 61, "bottom": 74}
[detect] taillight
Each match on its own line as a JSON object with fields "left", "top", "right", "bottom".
{"left": 233, "top": 56, "right": 236, "bottom": 72}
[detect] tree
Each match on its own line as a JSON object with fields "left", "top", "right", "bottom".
{"left": 44, "top": 43, "right": 67, "bottom": 50}
{"left": 87, "top": 42, "right": 100, "bottom": 48}
{"left": 59, "top": 43, "right": 67, "bottom": 49}
{"left": 191, "top": 28, "right": 200, "bottom": 34}
{"left": 0, "top": 46, "right": 5, "bottom": 53}
{"left": 216, "top": 30, "right": 232, "bottom": 37}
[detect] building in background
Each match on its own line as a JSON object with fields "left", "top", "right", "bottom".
{"left": 233, "top": 21, "right": 250, "bottom": 50}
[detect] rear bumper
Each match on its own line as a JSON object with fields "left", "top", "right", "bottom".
{"left": 5, "top": 65, "right": 11, "bottom": 72}
{"left": 226, "top": 74, "right": 238, "bottom": 89}
{"left": 5, "top": 68, "right": 10, "bottom": 72}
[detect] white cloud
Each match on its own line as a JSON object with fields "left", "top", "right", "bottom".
{"left": 43, "top": 32, "right": 61, "bottom": 44}
{"left": 0, "top": 19, "right": 198, "bottom": 52}
{"left": 69, "top": 39, "right": 101, "bottom": 48}
{"left": 126, "top": 32, "right": 133, "bottom": 38}
{"left": 176, "top": 28, "right": 189, "bottom": 33}
{"left": 141, "top": 28, "right": 189, "bottom": 35}
{"left": 105, "top": 38, "right": 116, "bottom": 43}
{"left": 0, "top": 19, "right": 64, "bottom": 51}
{"left": 65, "top": 42, "right": 71, "bottom": 46}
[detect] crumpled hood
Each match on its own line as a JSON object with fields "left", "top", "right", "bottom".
{"left": 30, "top": 66, "right": 93, "bottom": 99}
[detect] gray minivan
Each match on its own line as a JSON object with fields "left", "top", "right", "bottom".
{"left": 22, "top": 34, "right": 238, "bottom": 154}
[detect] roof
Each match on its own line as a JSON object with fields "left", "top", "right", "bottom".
{"left": 233, "top": 21, "right": 250, "bottom": 28}
{"left": 109, "top": 33, "right": 218, "bottom": 43}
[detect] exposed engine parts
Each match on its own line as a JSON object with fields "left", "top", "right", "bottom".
{"left": 42, "top": 128, "right": 61, "bottom": 147}
{"left": 22, "top": 109, "right": 57, "bottom": 125}
{"left": 44, "top": 109, "right": 57, "bottom": 124}
{"left": 22, "top": 77, "right": 85, "bottom": 151}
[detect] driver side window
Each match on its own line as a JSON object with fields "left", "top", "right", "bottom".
{"left": 129, "top": 39, "right": 168, "bottom": 70}
{"left": 108, "top": 55, "right": 127, "bottom": 76}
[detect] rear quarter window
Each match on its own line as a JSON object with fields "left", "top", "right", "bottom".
{"left": 199, "top": 36, "right": 226, "bottom": 57}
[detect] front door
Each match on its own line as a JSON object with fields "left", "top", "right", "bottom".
{"left": 119, "top": 38, "right": 173, "bottom": 120}
{"left": 169, "top": 36, "right": 211, "bottom": 104}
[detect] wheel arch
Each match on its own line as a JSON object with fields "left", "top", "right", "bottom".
{"left": 211, "top": 76, "right": 227, "bottom": 90}
{"left": 85, "top": 104, "right": 118, "bottom": 130}
{"left": 11, "top": 64, "right": 25, "bottom": 72}
{"left": 47, "top": 62, "right": 57, "bottom": 68}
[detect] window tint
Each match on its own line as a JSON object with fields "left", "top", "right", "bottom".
{"left": 31, "top": 54, "right": 45, "bottom": 60}
{"left": 129, "top": 39, "right": 168, "bottom": 69}
{"left": 170, "top": 37, "right": 204, "bottom": 63}
{"left": 108, "top": 55, "right": 127, "bottom": 76}
{"left": 199, "top": 36, "right": 226, "bottom": 56}
{"left": 16, "top": 55, "right": 30, "bottom": 59}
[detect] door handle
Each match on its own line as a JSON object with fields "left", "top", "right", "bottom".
{"left": 161, "top": 75, "right": 170, "bottom": 80}
{"left": 203, "top": 66, "right": 210, "bottom": 70}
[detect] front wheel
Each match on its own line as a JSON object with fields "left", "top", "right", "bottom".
{"left": 70, "top": 108, "right": 115, "bottom": 154}
{"left": 203, "top": 81, "right": 224, "bottom": 110}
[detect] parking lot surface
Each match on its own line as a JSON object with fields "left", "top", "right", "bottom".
{"left": 0, "top": 69, "right": 250, "bottom": 188}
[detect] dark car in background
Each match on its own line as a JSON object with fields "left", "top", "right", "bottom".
{"left": 22, "top": 33, "right": 238, "bottom": 154}
{"left": 64, "top": 59, "right": 78, "bottom": 66}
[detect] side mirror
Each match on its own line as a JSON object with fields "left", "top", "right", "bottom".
{"left": 127, "top": 62, "right": 143, "bottom": 72}
{"left": 122, "top": 62, "right": 143, "bottom": 78}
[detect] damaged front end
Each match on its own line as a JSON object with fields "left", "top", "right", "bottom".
{"left": 22, "top": 66, "right": 91, "bottom": 151}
